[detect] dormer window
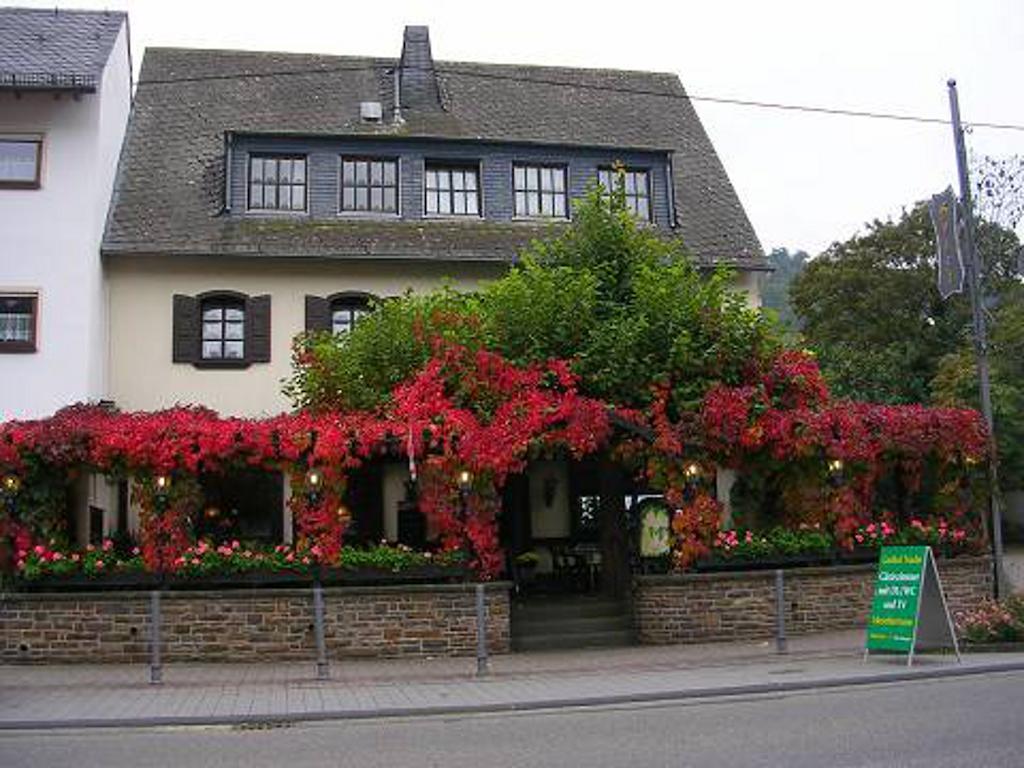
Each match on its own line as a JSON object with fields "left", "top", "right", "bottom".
{"left": 248, "top": 154, "right": 307, "bottom": 211}
{"left": 598, "top": 166, "right": 651, "bottom": 220}
{"left": 513, "top": 163, "right": 568, "bottom": 219}
{"left": 425, "top": 163, "right": 480, "bottom": 216}
{"left": 341, "top": 157, "right": 398, "bottom": 214}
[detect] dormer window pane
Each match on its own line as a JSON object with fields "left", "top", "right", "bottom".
{"left": 598, "top": 166, "right": 651, "bottom": 221}
{"left": 424, "top": 164, "right": 481, "bottom": 217}
{"left": 341, "top": 157, "right": 398, "bottom": 214}
{"left": 248, "top": 154, "right": 307, "bottom": 212}
{"left": 514, "top": 163, "right": 567, "bottom": 218}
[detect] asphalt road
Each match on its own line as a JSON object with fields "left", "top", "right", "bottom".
{"left": 1, "top": 672, "right": 1021, "bottom": 768}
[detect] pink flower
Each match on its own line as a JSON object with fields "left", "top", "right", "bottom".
{"left": 94, "top": 560, "right": 105, "bottom": 570}
{"left": 33, "top": 544, "right": 45, "bottom": 555}
{"left": 131, "top": 546, "right": 141, "bottom": 556}
{"left": 855, "top": 534, "right": 864, "bottom": 544}
{"left": 285, "top": 553, "right": 295, "bottom": 562}
{"left": 102, "top": 539, "right": 114, "bottom": 552}
{"left": 52, "top": 552, "right": 63, "bottom": 561}
{"left": 230, "top": 540, "right": 240, "bottom": 550}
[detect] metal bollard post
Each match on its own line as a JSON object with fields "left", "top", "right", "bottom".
{"left": 774, "top": 568, "right": 787, "bottom": 654}
{"left": 149, "top": 589, "right": 162, "bottom": 685}
{"left": 313, "top": 580, "right": 329, "bottom": 680}
{"left": 475, "top": 583, "right": 489, "bottom": 676}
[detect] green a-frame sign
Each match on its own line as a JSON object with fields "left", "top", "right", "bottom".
{"left": 864, "top": 546, "right": 961, "bottom": 666}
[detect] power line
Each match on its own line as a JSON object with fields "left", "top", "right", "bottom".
{"left": 135, "top": 61, "right": 1024, "bottom": 133}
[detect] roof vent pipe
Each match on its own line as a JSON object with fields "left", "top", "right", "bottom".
{"left": 392, "top": 68, "right": 404, "bottom": 124}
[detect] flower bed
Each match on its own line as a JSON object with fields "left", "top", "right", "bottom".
{"left": 13, "top": 539, "right": 469, "bottom": 591}
{"left": 956, "top": 594, "right": 1024, "bottom": 645}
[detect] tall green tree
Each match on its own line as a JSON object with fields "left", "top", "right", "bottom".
{"left": 760, "top": 247, "right": 808, "bottom": 336}
{"left": 789, "top": 204, "right": 1019, "bottom": 403}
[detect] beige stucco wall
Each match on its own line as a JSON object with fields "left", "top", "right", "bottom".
{"left": 106, "top": 255, "right": 763, "bottom": 417}
{"left": 106, "top": 256, "right": 506, "bottom": 416}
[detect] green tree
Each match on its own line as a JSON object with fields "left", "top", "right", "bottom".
{"left": 760, "top": 247, "right": 808, "bottom": 336}
{"left": 789, "top": 204, "right": 1019, "bottom": 403}
{"left": 286, "top": 186, "right": 780, "bottom": 414}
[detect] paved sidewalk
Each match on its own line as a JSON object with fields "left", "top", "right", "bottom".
{"left": 1, "top": 631, "right": 1022, "bottom": 730}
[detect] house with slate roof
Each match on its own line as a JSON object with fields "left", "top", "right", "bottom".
{"left": 0, "top": 7, "right": 131, "bottom": 422}
{"left": 102, "top": 26, "right": 766, "bottom": 420}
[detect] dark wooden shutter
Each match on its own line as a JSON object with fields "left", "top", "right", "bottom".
{"left": 247, "top": 294, "right": 272, "bottom": 363}
{"left": 305, "top": 295, "right": 331, "bottom": 333}
{"left": 171, "top": 294, "right": 200, "bottom": 363}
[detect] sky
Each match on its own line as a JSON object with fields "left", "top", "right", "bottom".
{"left": 18, "top": 0, "right": 1024, "bottom": 255}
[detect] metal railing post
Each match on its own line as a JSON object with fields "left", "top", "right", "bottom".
{"left": 475, "top": 583, "right": 489, "bottom": 676}
{"left": 775, "top": 568, "right": 787, "bottom": 654}
{"left": 313, "top": 579, "right": 329, "bottom": 680}
{"left": 149, "top": 589, "right": 162, "bottom": 684}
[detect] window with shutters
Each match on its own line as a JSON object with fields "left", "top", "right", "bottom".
{"left": 598, "top": 166, "right": 651, "bottom": 220}
{"left": 424, "top": 163, "right": 481, "bottom": 217}
{"left": 0, "top": 293, "right": 37, "bottom": 352}
{"left": 248, "top": 154, "right": 307, "bottom": 212}
{"left": 305, "top": 293, "right": 375, "bottom": 335}
{"left": 173, "top": 292, "right": 271, "bottom": 367}
{"left": 201, "top": 297, "right": 246, "bottom": 361}
{"left": 340, "top": 157, "right": 398, "bottom": 214}
{"left": 513, "top": 163, "right": 568, "bottom": 219}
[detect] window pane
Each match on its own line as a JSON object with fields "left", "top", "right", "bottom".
{"left": 466, "top": 193, "right": 479, "bottom": 215}
{"left": 293, "top": 159, "right": 305, "bottom": 182}
{"left": 370, "top": 187, "right": 383, "bottom": 211}
{"left": 224, "top": 322, "right": 244, "bottom": 340}
{"left": 453, "top": 193, "right": 465, "bottom": 215}
{"left": 202, "top": 341, "right": 222, "bottom": 359}
{"left": 426, "top": 190, "right": 438, "bottom": 214}
{"left": 515, "top": 191, "right": 526, "bottom": 216}
{"left": 342, "top": 186, "right": 355, "bottom": 210}
{"left": 355, "top": 187, "right": 368, "bottom": 210}
{"left": 526, "top": 167, "right": 539, "bottom": 191}
{"left": 264, "top": 160, "right": 278, "bottom": 183}
{"left": 452, "top": 172, "right": 464, "bottom": 191}
{"left": 224, "top": 341, "right": 244, "bottom": 359}
{"left": 371, "top": 162, "right": 383, "bottom": 184}
{"left": 278, "top": 185, "right": 291, "bottom": 210}
{"left": 553, "top": 169, "right": 565, "bottom": 192}
{"left": 225, "top": 307, "right": 244, "bottom": 322}
{"left": 279, "top": 161, "right": 292, "bottom": 183}
{"left": 637, "top": 197, "right": 649, "bottom": 220}
{"left": 202, "top": 322, "right": 223, "bottom": 340}
{"left": 202, "top": 307, "right": 223, "bottom": 321}
{"left": 437, "top": 171, "right": 450, "bottom": 190}
{"left": 514, "top": 166, "right": 525, "bottom": 190}
{"left": 438, "top": 192, "right": 451, "bottom": 214}
{"left": 625, "top": 172, "right": 636, "bottom": 194}
{"left": 292, "top": 185, "right": 305, "bottom": 210}
{"left": 383, "top": 161, "right": 396, "bottom": 185}
{"left": 250, "top": 159, "right": 264, "bottom": 182}
{"left": 342, "top": 161, "right": 355, "bottom": 184}
{"left": 383, "top": 187, "right": 396, "bottom": 212}
{"left": 598, "top": 170, "right": 611, "bottom": 191}
{"left": 425, "top": 170, "right": 437, "bottom": 190}
{"left": 466, "top": 171, "right": 477, "bottom": 191}
{"left": 355, "top": 161, "right": 368, "bottom": 184}
{"left": 540, "top": 168, "right": 553, "bottom": 192}
{"left": 553, "top": 194, "right": 566, "bottom": 218}
{"left": 249, "top": 184, "right": 264, "bottom": 208}
{"left": 527, "top": 193, "right": 539, "bottom": 216}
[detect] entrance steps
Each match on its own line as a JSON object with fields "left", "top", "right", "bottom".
{"left": 511, "top": 595, "right": 633, "bottom": 652}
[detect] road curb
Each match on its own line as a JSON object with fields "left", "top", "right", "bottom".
{"left": 2, "top": 659, "right": 1022, "bottom": 731}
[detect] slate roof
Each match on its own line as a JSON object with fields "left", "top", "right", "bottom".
{"left": 104, "top": 44, "right": 765, "bottom": 269}
{"left": 0, "top": 7, "right": 126, "bottom": 91}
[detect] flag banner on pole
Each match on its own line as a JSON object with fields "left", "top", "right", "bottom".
{"left": 929, "top": 187, "right": 965, "bottom": 299}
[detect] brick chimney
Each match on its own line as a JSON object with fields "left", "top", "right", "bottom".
{"left": 398, "top": 25, "right": 440, "bottom": 110}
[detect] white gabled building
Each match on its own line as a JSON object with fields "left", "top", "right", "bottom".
{"left": 0, "top": 8, "right": 131, "bottom": 420}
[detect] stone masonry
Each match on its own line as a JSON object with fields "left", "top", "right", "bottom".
{"left": 0, "top": 583, "right": 511, "bottom": 663}
{"left": 634, "top": 557, "right": 993, "bottom": 645}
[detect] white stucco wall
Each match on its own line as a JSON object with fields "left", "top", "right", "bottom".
{"left": 106, "top": 256, "right": 506, "bottom": 416}
{"left": 0, "top": 23, "right": 131, "bottom": 421}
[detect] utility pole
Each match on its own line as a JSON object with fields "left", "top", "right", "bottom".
{"left": 947, "top": 79, "right": 1005, "bottom": 598}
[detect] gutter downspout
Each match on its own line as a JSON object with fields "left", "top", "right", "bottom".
{"left": 666, "top": 151, "right": 678, "bottom": 229}
{"left": 222, "top": 131, "right": 234, "bottom": 214}
{"left": 392, "top": 68, "right": 404, "bottom": 125}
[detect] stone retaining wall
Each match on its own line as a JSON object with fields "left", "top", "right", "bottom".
{"left": 634, "top": 557, "right": 993, "bottom": 645}
{"left": 0, "top": 583, "right": 511, "bottom": 663}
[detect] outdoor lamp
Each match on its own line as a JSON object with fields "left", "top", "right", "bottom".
{"left": 154, "top": 474, "right": 172, "bottom": 493}
{"left": 305, "top": 468, "right": 323, "bottom": 506}
{"left": 683, "top": 462, "right": 702, "bottom": 481}
{"left": 827, "top": 458, "right": 845, "bottom": 488}
{"left": 457, "top": 470, "right": 473, "bottom": 492}
{"left": 2, "top": 474, "right": 21, "bottom": 496}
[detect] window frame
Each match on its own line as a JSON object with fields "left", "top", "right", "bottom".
{"left": 338, "top": 156, "right": 401, "bottom": 217}
{"left": 246, "top": 153, "right": 308, "bottom": 213}
{"left": 423, "top": 161, "right": 483, "bottom": 218}
{"left": 198, "top": 292, "right": 247, "bottom": 367}
{"left": 0, "top": 293, "right": 39, "bottom": 353}
{"left": 512, "top": 162, "right": 570, "bottom": 220}
{"left": 597, "top": 165, "right": 653, "bottom": 222}
{"left": 0, "top": 138, "right": 43, "bottom": 190}
{"left": 329, "top": 292, "right": 374, "bottom": 336}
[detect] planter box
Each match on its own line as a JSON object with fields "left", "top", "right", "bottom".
{"left": 693, "top": 554, "right": 834, "bottom": 573}
{"left": 14, "top": 565, "right": 470, "bottom": 592}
